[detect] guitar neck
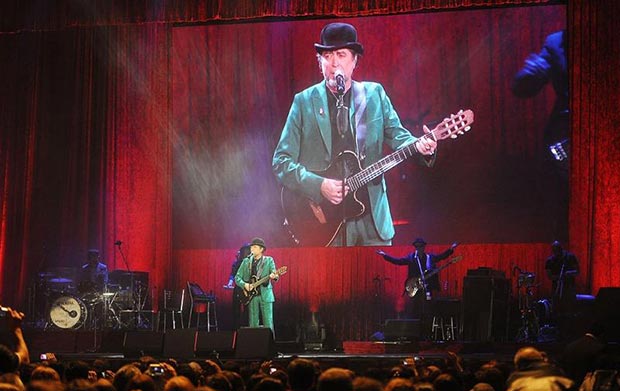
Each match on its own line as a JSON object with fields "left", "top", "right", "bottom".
{"left": 347, "top": 142, "right": 417, "bottom": 191}
{"left": 346, "top": 109, "right": 473, "bottom": 191}
{"left": 425, "top": 256, "right": 463, "bottom": 279}
{"left": 252, "top": 274, "right": 271, "bottom": 287}
{"left": 251, "top": 267, "right": 287, "bottom": 287}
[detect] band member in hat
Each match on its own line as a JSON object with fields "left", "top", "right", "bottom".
{"left": 273, "top": 22, "right": 437, "bottom": 246}
{"left": 224, "top": 242, "right": 251, "bottom": 329}
{"left": 377, "top": 238, "right": 457, "bottom": 318}
{"left": 235, "top": 237, "right": 280, "bottom": 334}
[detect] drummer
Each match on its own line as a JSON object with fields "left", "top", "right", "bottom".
{"left": 78, "top": 249, "right": 108, "bottom": 293}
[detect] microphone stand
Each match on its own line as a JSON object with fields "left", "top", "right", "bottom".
{"left": 336, "top": 91, "right": 348, "bottom": 246}
{"left": 116, "top": 242, "right": 138, "bottom": 329}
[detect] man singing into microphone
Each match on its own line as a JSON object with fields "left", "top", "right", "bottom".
{"left": 273, "top": 22, "right": 438, "bottom": 246}
{"left": 234, "top": 238, "right": 279, "bottom": 334}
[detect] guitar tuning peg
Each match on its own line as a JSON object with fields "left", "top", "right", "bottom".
{"left": 450, "top": 134, "right": 458, "bottom": 139}
{"left": 464, "top": 126, "right": 471, "bottom": 131}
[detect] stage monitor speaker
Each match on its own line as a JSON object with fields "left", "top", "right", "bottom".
{"left": 163, "top": 328, "right": 197, "bottom": 359}
{"left": 383, "top": 319, "right": 421, "bottom": 341}
{"left": 20, "top": 330, "right": 77, "bottom": 358}
{"left": 235, "top": 327, "right": 274, "bottom": 359}
{"left": 462, "top": 275, "right": 510, "bottom": 342}
{"left": 195, "top": 330, "right": 236, "bottom": 358}
{"left": 98, "top": 330, "right": 125, "bottom": 353}
{"left": 595, "top": 287, "right": 620, "bottom": 342}
{"left": 123, "top": 331, "right": 163, "bottom": 358}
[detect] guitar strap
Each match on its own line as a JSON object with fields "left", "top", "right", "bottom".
{"left": 352, "top": 82, "right": 368, "bottom": 162}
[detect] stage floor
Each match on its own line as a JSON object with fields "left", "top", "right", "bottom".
{"left": 20, "top": 327, "right": 574, "bottom": 368}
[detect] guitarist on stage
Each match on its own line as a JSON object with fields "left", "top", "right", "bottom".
{"left": 234, "top": 237, "right": 280, "bottom": 334}
{"left": 272, "top": 22, "right": 437, "bottom": 246}
{"left": 377, "top": 238, "right": 458, "bottom": 319}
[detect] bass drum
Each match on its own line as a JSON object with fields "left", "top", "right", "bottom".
{"left": 535, "top": 299, "right": 553, "bottom": 325}
{"left": 49, "top": 295, "right": 87, "bottom": 329}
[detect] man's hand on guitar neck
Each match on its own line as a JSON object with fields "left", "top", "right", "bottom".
{"left": 321, "top": 178, "right": 350, "bottom": 205}
{"left": 414, "top": 125, "right": 438, "bottom": 156}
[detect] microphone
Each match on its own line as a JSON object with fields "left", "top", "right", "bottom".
{"left": 114, "top": 240, "right": 122, "bottom": 246}
{"left": 335, "top": 70, "right": 345, "bottom": 94}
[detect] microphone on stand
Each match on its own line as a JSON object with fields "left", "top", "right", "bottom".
{"left": 335, "top": 70, "right": 345, "bottom": 95}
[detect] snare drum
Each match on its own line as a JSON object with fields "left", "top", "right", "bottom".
{"left": 49, "top": 295, "right": 87, "bottom": 329}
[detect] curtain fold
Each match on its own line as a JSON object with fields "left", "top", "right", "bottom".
{"left": 568, "top": 0, "right": 620, "bottom": 294}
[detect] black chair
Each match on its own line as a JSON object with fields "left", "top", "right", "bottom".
{"left": 186, "top": 282, "right": 218, "bottom": 331}
{"left": 160, "top": 288, "right": 185, "bottom": 331}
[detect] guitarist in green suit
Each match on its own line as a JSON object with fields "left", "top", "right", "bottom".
{"left": 234, "top": 237, "right": 279, "bottom": 334}
{"left": 272, "top": 22, "right": 438, "bottom": 246}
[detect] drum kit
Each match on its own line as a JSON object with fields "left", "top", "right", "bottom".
{"left": 33, "top": 269, "right": 150, "bottom": 331}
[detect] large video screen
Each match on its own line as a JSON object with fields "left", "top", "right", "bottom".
{"left": 171, "top": 5, "right": 567, "bottom": 248}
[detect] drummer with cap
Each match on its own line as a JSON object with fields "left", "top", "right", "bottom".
{"left": 79, "top": 249, "right": 108, "bottom": 293}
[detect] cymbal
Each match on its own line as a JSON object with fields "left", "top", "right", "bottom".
{"left": 49, "top": 278, "right": 73, "bottom": 284}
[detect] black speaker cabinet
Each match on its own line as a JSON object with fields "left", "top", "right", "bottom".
{"left": 383, "top": 319, "right": 421, "bottom": 341}
{"left": 123, "top": 331, "right": 164, "bottom": 357}
{"left": 235, "top": 327, "right": 274, "bottom": 359}
{"left": 98, "top": 330, "right": 125, "bottom": 353}
{"left": 195, "top": 330, "right": 236, "bottom": 358}
{"left": 163, "top": 328, "right": 197, "bottom": 358}
{"left": 462, "top": 275, "right": 510, "bottom": 342}
{"left": 595, "top": 287, "right": 620, "bottom": 342}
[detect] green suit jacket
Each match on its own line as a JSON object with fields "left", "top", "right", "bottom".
{"left": 272, "top": 80, "right": 433, "bottom": 241}
{"left": 234, "top": 255, "right": 277, "bottom": 303}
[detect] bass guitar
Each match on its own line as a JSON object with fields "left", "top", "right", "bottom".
{"left": 281, "top": 109, "right": 474, "bottom": 247}
{"left": 405, "top": 255, "right": 463, "bottom": 299}
{"left": 240, "top": 266, "right": 287, "bottom": 306}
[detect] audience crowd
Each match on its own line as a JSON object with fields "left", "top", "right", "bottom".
{"left": 1, "top": 307, "right": 619, "bottom": 391}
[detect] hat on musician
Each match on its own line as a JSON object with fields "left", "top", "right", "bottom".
{"left": 314, "top": 23, "right": 364, "bottom": 55}
{"left": 412, "top": 238, "right": 427, "bottom": 247}
{"left": 250, "top": 237, "right": 266, "bottom": 250}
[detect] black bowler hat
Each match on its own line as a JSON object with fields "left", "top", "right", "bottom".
{"left": 412, "top": 238, "right": 427, "bottom": 247}
{"left": 314, "top": 23, "right": 364, "bottom": 55}
{"left": 250, "top": 237, "right": 267, "bottom": 250}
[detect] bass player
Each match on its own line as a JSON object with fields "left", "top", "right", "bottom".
{"left": 377, "top": 238, "right": 458, "bottom": 321}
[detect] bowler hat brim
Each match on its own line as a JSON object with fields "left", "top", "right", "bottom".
{"left": 314, "top": 42, "right": 364, "bottom": 55}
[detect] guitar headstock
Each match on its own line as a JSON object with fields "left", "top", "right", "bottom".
{"left": 431, "top": 109, "right": 474, "bottom": 141}
{"left": 276, "top": 266, "right": 288, "bottom": 276}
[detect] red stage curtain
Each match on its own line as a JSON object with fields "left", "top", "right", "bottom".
{"left": 569, "top": 0, "right": 620, "bottom": 294}
{"left": 0, "top": 25, "right": 172, "bottom": 307}
{"left": 1, "top": 0, "right": 620, "bottom": 321}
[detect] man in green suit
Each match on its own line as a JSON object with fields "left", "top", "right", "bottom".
{"left": 272, "top": 22, "right": 437, "bottom": 246}
{"left": 234, "top": 237, "right": 279, "bottom": 334}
